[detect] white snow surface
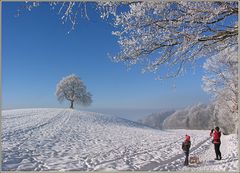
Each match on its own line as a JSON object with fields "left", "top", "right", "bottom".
{"left": 2, "top": 108, "right": 238, "bottom": 171}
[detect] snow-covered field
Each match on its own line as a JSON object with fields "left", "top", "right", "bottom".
{"left": 2, "top": 108, "right": 238, "bottom": 171}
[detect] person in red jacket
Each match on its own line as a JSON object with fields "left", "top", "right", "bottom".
{"left": 210, "top": 126, "right": 222, "bottom": 160}
{"left": 182, "top": 134, "right": 191, "bottom": 166}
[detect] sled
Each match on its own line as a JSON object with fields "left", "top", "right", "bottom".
{"left": 189, "top": 156, "right": 200, "bottom": 164}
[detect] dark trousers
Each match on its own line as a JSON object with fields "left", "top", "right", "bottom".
{"left": 214, "top": 143, "right": 221, "bottom": 159}
{"left": 184, "top": 151, "right": 189, "bottom": 166}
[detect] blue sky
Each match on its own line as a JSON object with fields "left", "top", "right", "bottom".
{"left": 2, "top": 2, "right": 210, "bottom": 120}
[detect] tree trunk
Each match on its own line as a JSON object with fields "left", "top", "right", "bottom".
{"left": 70, "top": 100, "right": 74, "bottom": 109}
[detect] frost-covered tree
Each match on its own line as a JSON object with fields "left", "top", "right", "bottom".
{"left": 202, "top": 46, "right": 238, "bottom": 114}
{"left": 22, "top": 1, "right": 238, "bottom": 79}
{"left": 202, "top": 46, "right": 238, "bottom": 133}
{"left": 163, "top": 104, "right": 214, "bottom": 130}
{"left": 111, "top": 1, "right": 238, "bottom": 79}
{"left": 56, "top": 74, "right": 92, "bottom": 109}
{"left": 186, "top": 117, "right": 190, "bottom": 129}
{"left": 214, "top": 102, "right": 236, "bottom": 134}
{"left": 137, "top": 110, "right": 175, "bottom": 129}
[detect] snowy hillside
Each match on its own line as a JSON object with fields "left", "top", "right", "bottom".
{"left": 2, "top": 108, "right": 238, "bottom": 171}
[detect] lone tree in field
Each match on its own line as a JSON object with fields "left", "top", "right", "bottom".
{"left": 56, "top": 74, "right": 92, "bottom": 109}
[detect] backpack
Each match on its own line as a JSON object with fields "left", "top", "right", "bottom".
{"left": 182, "top": 141, "right": 191, "bottom": 151}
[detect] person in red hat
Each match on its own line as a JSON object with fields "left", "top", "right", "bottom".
{"left": 182, "top": 134, "right": 191, "bottom": 166}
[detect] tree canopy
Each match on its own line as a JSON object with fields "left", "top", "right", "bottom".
{"left": 56, "top": 74, "right": 92, "bottom": 109}
{"left": 111, "top": 1, "right": 238, "bottom": 79}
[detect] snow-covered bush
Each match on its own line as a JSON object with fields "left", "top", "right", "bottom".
{"left": 56, "top": 74, "right": 92, "bottom": 109}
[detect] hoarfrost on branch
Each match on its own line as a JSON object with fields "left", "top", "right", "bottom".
{"left": 111, "top": 2, "right": 238, "bottom": 79}
{"left": 202, "top": 46, "right": 238, "bottom": 126}
{"left": 23, "top": 2, "right": 238, "bottom": 79}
